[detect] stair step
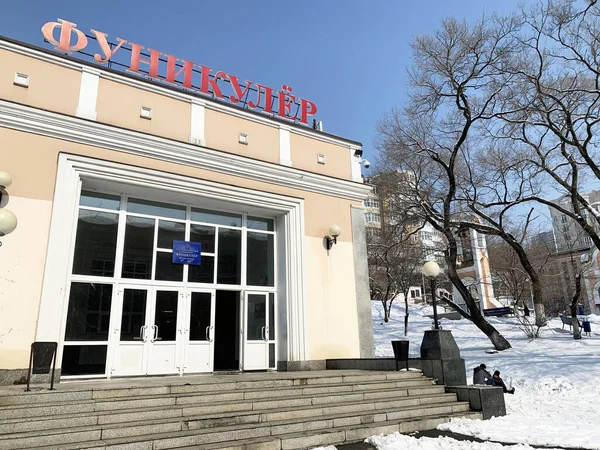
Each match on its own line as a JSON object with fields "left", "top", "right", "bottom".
{"left": 0, "top": 384, "right": 444, "bottom": 422}
{"left": 0, "top": 376, "right": 430, "bottom": 410}
{"left": 31, "top": 410, "right": 483, "bottom": 450}
{"left": 0, "top": 371, "right": 426, "bottom": 406}
{"left": 0, "top": 393, "right": 462, "bottom": 447}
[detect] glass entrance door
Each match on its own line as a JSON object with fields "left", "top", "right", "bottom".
{"left": 146, "top": 288, "right": 182, "bottom": 375}
{"left": 243, "top": 292, "right": 270, "bottom": 370}
{"left": 111, "top": 286, "right": 183, "bottom": 376}
{"left": 181, "top": 290, "right": 215, "bottom": 373}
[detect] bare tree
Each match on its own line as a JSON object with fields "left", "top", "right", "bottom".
{"left": 377, "top": 16, "right": 517, "bottom": 350}
{"left": 490, "top": 0, "right": 600, "bottom": 252}
{"left": 367, "top": 174, "right": 424, "bottom": 333}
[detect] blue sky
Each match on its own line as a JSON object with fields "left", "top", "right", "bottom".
{"left": 0, "top": 0, "right": 533, "bottom": 164}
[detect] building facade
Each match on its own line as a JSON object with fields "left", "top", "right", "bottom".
{"left": 549, "top": 191, "right": 600, "bottom": 251}
{"left": 0, "top": 23, "right": 374, "bottom": 384}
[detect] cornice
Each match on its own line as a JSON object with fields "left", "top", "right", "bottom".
{"left": 0, "top": 100, "right": 372, "bottom": 201}
{"left": 0, "top": 37, "right": 362, "bottom": 149}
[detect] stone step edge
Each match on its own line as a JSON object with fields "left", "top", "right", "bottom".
{"left": 0, "top": 371, "right": 426, "bottom": 398}
{"left": 0, "top": 377, "right": 434, "bottom": 409}
{"left": 0, "top": 383, "right": 444, "bottom": 418}
{"left": 0, "top": 394, "right": 464, "bottom": 441}
{"left": 0, "top": 391, "right": 459, "bottom": 436}
{"left": 34, "top": 410, "right": 483, "bottom": 450}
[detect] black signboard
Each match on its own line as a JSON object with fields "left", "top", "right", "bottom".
{"left": 26, "top": 342, "right": 58, "bottom": 391}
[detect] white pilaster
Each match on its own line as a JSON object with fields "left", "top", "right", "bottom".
{"left": 75, "top": 69, "right": 100, "bottom": 120}
{"left": 279, "top": 126, "right": 292, "bottom": 166}
{"left": 190, "top": 100, "right": 206, "bottom": 146}
{"left": 350, "top": 146, "right": 363, "bottom": 182}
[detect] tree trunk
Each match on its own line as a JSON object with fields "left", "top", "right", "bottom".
{"left": 445, "top": 233, "right": 512, "bottom": 350}
{"left": 404, "top": 295, "right": 409, "bottom": 336}
{"left": 571, "top": 274, "right": 582, "bottom": 340}
{"left": 504, "top": 233, "right": 546, "bottom": 327}
{"left": 381, "top": 300, "right": 389, "bottom": 323}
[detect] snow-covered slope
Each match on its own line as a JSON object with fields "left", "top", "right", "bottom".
{"left": 370, "top": 301, "right": 600, "bottom": 449}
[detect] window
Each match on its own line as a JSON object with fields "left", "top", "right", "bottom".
{"left": 363, "top": 198, "right": 380, "bottom": 208}
{"left": 561, "top": 215, "right": 568, "bottom": 223}
{"left": 365, "top": 213, "right": 381, "bottom": 223}
{"left": 421, "top": 231, "right": 433, "bottom": 241}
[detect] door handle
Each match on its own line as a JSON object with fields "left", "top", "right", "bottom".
{"left": 264, "top": 326, "right": 269, "bottom": 342}
{"left": 150, "top": 325, "right": 158, "bottom": 343}
{"left": 139, "top": 325, "right": 147, "bottom": 341}
{"left": 261, "top": 326, "right": 266, "bottom": 341}
{"left": 205, "top": 326, "right": 210, "bottom": 341}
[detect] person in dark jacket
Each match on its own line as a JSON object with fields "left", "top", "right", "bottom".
{"left": 491, "top": 370, "right": 515, "bottom": 394}
{"left": 473, "top": 364, "right": 492, "bottom": 385}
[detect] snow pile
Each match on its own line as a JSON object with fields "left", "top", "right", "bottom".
{"left": 371, "top": 300, "right": 600, "bottom": 449}
{"left": 366, "top": 433, "right": 563, "bottom": 450}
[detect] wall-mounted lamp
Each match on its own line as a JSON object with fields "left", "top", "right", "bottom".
{"left": 325, "top": 224, "right": 342, "bottom": 250}
{"left": 0, "top": 172, "right": 17, "bottom": 240}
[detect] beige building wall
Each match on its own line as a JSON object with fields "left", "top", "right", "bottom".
{"left": 0, "top": 48, "right": 81, "bottom": 116}
{"left": 0, "top": 127, "right": 362, "bottom": 369}
{"left": 96, "top": 78, "right": 191, "bottom": 143}
{"left": 290, "top": 133, "right": 351, "bottom": 180}
{"left": 204, "top": 109, "right": 280, "bottom": 164}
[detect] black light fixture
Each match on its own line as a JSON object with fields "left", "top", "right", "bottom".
{"left": 325, "top": 224, "right": 341, "bottom": 250}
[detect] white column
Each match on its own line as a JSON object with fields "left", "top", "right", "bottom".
{"left": 350, "top": 146, "right": 363, "bottom": 182}
{"left": 190, "top": 100, "right": 206, "bottom": 146}
{"left": 75, "top": 69, "right": 100, "bottom": 121}
{"left": 279, "top": 126, "right": 292, "bottom": 166}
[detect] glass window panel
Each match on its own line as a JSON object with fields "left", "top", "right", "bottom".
{"left": 269, "top": 343, "right": 275, "bottom": 368}
{"left": 128, "top": 198, "right": 186, "bottom": 220}
{"left": 247, "top": 216, "right": 274, "bottom": 232}
{"left": 155, "top": 252, "right": 184, "bottom": 282}
{"left": 247, "top": 294, "right": 266, "bottom": 341}
{"left": 246, "top": 232, "right": 274, "bottom": 287}
{"left": 72, "top": 210, "right": 118, "bottom": 277}
{"left": 122, "top": 216, "right": 154, "bottom": 279}
{"left": 190, "top": 224, "right": 215, "bottom": 254}
{"left": 157, "top": 220, "right": 185, "bottom": 249}
{"left": 191, "top": 208, "right": 242, "bottom": 227}
{"left": 120, "top": 289, "right": 147, "bottom": 341}
{"left": 61, "top": 345, "right": 107, "bottom": 376}
{"left": 217, "top": 229, "right": 241, "bottom": 285}
{"left": 65, "top": 283, "right": 113, "bottom": 341}
{"left": 79, "top": 191, "right": 121, "bottom": 210}
{"left": 154, "top": 291, "right": 179, "bottom": 341}
{"left": 269, "top": 293, "right": 275, "bottom": 340}
{"left": 189, "top": 292, "right": 212, "bottom": 341}
{"left": 188, "top": 256, "right": 215, "bottom": 283}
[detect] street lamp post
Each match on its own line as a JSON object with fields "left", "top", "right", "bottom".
{"left": 422, "top": 261, "right": 441, "bottom": 330}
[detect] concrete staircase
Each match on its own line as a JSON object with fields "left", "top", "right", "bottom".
{"left": 0, "top": 370, "right": 481, "bottom": 450}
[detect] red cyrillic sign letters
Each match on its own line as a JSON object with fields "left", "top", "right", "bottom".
{"left": 41, "top": 19, "right": 318, "bottom": 125}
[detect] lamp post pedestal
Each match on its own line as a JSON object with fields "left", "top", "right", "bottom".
{"left": 420, "top": 329, "right": 466, "bottom": 386}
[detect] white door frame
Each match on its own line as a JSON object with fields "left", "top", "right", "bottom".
{"left": 181, "top": 288, "right": 216, "bottom": 374}
{"left": 36, "top": 154, "right": 309, "bottom": 376}
{"left": 243, "top": 291, "right": 270, "bottom": 370}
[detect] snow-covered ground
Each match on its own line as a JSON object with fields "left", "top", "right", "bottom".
{"left": 314, "top": 301, "right": 600, "bottom": 450}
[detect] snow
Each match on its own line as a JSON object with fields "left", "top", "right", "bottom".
{"left": 311, "top": 301, "right": 600, "bottom": 450}
{"left": 367, "top": 433, "right": 563, "bottom": 450}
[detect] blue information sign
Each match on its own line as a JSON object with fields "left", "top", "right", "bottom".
{"left": 172, "top": 241, "right": 202, "bottom": 265}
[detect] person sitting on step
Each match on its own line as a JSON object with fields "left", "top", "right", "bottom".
{"left": 472, "top": 363, "right": 492, "bottom": 385}
{"left": 490, "top": 370, "right": 515, "bottom": 394}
